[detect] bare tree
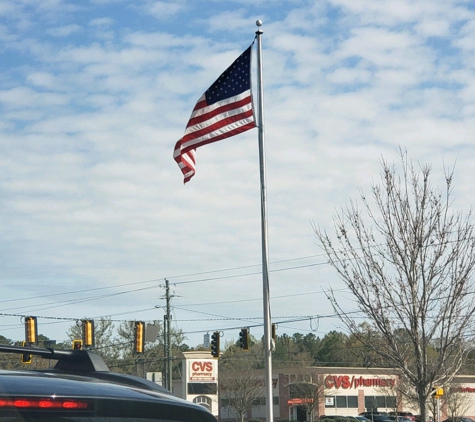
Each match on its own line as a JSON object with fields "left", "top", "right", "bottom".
{"left": 287, "top": 370, "right": 327, "bottom": 422}
{"left": 116, "top": 320, "right": 171, "bottom": 376}
{"left": 315, "top": 151, "right": 475, "bottom": 422}
{"left": 443, "top": 383, "right": 471, "bottom": 419}
{"left": 67, "top": 317, "right": 119, "bottom": 366}
{"left": 219, "top": 346, "right": 265, "bottom": 422}
{"left": 426, "top": 395, "right": 438, "bottom": 422}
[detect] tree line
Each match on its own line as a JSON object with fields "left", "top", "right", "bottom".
{"left": 1, "top": 318, "right": 474, "bottom": 376}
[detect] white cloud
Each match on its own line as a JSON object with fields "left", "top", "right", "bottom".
{"left": 46, "top": 24, "right": 83, "bottom": 37}
{"left": 26, "top": 72, "right": 62, "bottom": 90}
{"left": 144, "top": 0, "right": 187, "bottom": 20}
{"left": 0, "top": 1, "right": 17, "bottom": 16}
{"left": 0, "top": 87, "right": 68, "bottom": 107}
{"left": 326, "top": 67, "right": 372, "bottom": 85}
{"left": 0, "top": 0, "right": 474, "bottom": 346}
{"left": 414, "top": 19, "right": 451, "bottom": 37}
{"left": 89, "top": 17, "right": 115, "bottom": 27}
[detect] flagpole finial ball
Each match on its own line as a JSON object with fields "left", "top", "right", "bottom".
{"left": 256, "top": 19, "right": 263, "bottom": 27}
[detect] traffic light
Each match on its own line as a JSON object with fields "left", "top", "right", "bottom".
{"left": 211, "top": 331, "right": 220, "bottom": 358}
{"left": 239, "top": 328, "right": 249, "bottom": 350}
{"left": 134, "top": 321, "right": 145, "bottom": 354}
{"left": 82, "top": 319, "right": 94, "bottom": 348}
{"left": 72, "top": 340, "right": 83, "bottom": 350}
{"left": 24, "top": 316, "right": 38, "bottom": 346}
{"left": 272, "top": 323, "right": 277, "bottom": 342}
{"left": 20, "top": 341, "right": 32, "bottom": 364}
{"left": 432, "top": 386, "right": 444, "bottom": 398}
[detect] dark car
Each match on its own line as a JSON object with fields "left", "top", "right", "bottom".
{"left": 443, "top": 418, "right": 475, "bottom": 422}
{"left": 320, "top": 418, "right": 363, "bottom": 422}
{"left": 415, "top": 416, "right": 433, "bottom": 422}
{"left": 387, "top": 417, "right": 413, "bottom": 422}
{"left": 389, "top": 412, "right": 416, "bottom": 421}
{"left": 0, "top": 344, "right": 217, "bottom": 422}
{"left": 360, "top": 413, "right": 389, "bottom": 417}
{"left": 359, "top": 413, "right": 392, "bottom": 422}
{"left": 374, "top": 417, "right": 394, "bottom": 422}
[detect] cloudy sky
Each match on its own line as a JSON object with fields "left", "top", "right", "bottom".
{"left": 1, "top": 0, "right": 474, "bottom": 349}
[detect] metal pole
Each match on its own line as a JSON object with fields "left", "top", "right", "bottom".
{"left": 255, "top": 20, "right": 273, "bottom": 422}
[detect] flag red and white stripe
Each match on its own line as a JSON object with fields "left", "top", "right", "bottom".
{"left": 173, "top": 44, "right": 256, "bottom": 183}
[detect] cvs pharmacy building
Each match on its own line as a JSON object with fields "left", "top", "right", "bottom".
{"left": 173, "top": 355, "right": 475, "bottom": 422}
{"left": 218, "top": 366, "right": 400, "bottom": 422}
{"left": 282, "top": 367, "right": 399, "bottom": 421}
{"left": 321, "top": 369, "right": 399, "bottom": 417}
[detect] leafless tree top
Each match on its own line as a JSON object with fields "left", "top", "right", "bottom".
{"left": 315, "top": 151, "right": 475, "bottom": 419}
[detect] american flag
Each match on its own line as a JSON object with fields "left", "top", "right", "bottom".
{"left": 173, "top": 44, "right": 256, "bottom": 183}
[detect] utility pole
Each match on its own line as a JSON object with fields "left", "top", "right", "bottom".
{"left": 163, "top": 314, "right": 167, "bottom": 389}
{"left": 157, "top": 279, "right": 174, "bottom": 393}
{"left": 165, "top": 279, "right": 172, "bottom": 393}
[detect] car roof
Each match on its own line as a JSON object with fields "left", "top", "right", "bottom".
{"left": 360, "top": 413, "right": 389, "bottom": 416}
{"left": 0, "top": 371, "right": 216, "bottom": 422}
{"left": 0, "top": 343, "right": 171, "bottom": 393}
{"left": 0, "top": 344, "right": 216, "bottom": 422}
{"left": 0, "top": 370, "right": 166, "bottom": 400}
{"left": 34, "top": 367, "right": 173, "bottom": 393}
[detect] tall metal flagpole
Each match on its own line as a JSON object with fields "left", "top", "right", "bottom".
{"left": 255, "top": 20, "right": 273, "bottom": 422}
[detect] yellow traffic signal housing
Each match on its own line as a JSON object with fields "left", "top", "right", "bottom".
{"left": 134, "top": 321, "right": 145, "bottom": 354}
{"left": 20, "top": 341, "right": 32, "bottom": 364}
{"left": 72, "top": 340, "right": 83, "bottom": 350}
{"left": 432, "top": 386, "right": 444, "bottom": 397}
{"left": 82, "top": 320, "right": 95, "bottom": 348}
{"left": 25, "top": 316, "right": 38, "bottom": 346}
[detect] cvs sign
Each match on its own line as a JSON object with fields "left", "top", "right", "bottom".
{"left": 188, "top": 359, "right": 216, "bottom": 382}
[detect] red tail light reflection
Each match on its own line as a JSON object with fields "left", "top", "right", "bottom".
{"left": 0, "top": 398, "right": 89, "bottom": 409}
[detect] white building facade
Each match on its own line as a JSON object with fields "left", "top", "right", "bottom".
{"left": 177, "top": 351, "right": 219, "bottom": 418}
{"left": 175, "top": 353, "right": 475, "bottom": 422}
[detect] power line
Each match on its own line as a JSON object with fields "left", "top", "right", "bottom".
{"left": 0, "top": 253, "right": 329, "bottom": 309}
{"left": 0, "top": 277, "right": 161, "bottom": 305}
